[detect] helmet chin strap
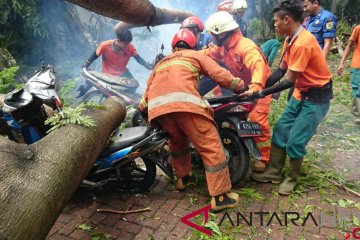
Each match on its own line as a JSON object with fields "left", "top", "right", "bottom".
{"left": 214, "top": 31, "right": 233, "bottom": 47}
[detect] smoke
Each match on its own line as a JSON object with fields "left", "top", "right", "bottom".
{"left": 22, "top": 0, "right": 262, "bottom": 93}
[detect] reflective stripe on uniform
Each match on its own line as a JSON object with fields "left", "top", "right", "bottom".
{"left": 156, "top": 60, "right": 200, "bottom": 82}
{"left": 140, "top": 96, "right": 148, "bottom": 108}
{"left": 148, "top": 92, "right": 210, "bottom": 110}
{"left": 256, "top": 139, "right": 271, "bottom": 148}
{"left": 170, "top": 148, "right": 191, "bottom": 158}
{"left": 157, "top": 60, "right": 197, "bottom": 73}
{"left": 204, "top": 160, "right": 229, "bottom": 173}
{"left": 230, "top": 78, "right": 240, "bottom": 90}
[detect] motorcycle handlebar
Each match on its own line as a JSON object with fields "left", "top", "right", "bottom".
{"left": 206, "top": 93, "right": 255, "bottom": 104}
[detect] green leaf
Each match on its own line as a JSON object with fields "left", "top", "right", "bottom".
{"left": 355, "top": 203, "right": 360, "bottom": 210}
{"left": 353, "top": 216, "right": 360, "bottom": 227}
{"left": 77, "top": 223, "right": 92, "bottom": 231}
{"left": 204, "top": 221, "right": 222, "bottom": 237}
{"left": 304, "top": 205, "right": 316, "bottom": 215}
{"left": 338, "top": 199, "right": 348, "bottom": 208}
{"left": 338, "top": 199, "right": 355, "bottom": 208}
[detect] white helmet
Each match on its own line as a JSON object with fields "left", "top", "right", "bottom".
{"left": 205, "top": 11, "right": 239, "bottom": 35}
{"left": 233, "top": 0, "right": 248, "bottom": 11}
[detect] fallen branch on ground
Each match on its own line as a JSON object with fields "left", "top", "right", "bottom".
{"left": 97, "top": 207, "right": 151, "bottom": 214}
{"left": 328, "top": 179, "right": 360, "bottom": 198}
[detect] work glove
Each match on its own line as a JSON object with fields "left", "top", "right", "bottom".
{"left": 145, "top": 62, "right": 154, "bottom": 70}
{"left": 250, "top": 91, "right": 266, "bottom": 99}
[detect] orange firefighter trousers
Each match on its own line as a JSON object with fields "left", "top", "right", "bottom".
{"left": 155, "top": 112, "right": 232, "bottom": 197}
{"left": 249, "top": 95, "right": 272, "bottom": 162}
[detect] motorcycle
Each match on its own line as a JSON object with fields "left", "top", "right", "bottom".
{"left": 132, "top": 93, "right": 262, "bottom": 184}
{"left": 206, "top": 94, "right": 262, "bottom": 183}
{"left": 1, "top": 61, "right": 63, "bottom": 144}
{"left": 76, "top": 67, "right": 142, "bottom": 105}
{"left": 0, "top": 62, "right": 173, "bottom": 193}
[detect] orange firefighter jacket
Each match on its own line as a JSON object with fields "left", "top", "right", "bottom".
{"left": 203, "top": 31, "right": 271, "bottom": 92}
{"left": 139, "top": 49, "right": 244, "bottom": 122}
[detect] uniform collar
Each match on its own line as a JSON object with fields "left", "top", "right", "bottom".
{"left": 225, "top": 31, "right": 243, "bottom": 50}
{"left": 310, "top": 8, "right": 324, "bottom": 20}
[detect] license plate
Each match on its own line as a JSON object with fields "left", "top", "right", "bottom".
{"left": 237, "top": 122, "right": 262, "bottom": 137}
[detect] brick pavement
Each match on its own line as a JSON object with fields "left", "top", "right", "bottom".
{"left": 47, "top": 173, "right": 360, "bottom": 240}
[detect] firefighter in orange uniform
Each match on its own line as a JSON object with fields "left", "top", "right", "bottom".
{"left": 139, "top": 29, "right": 244, "bottom": 211}
{"left": 203, "top": 11, "right": 272, "bottom": 172}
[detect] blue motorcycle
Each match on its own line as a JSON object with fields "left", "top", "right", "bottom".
{"left": 0, "top": 62, "right": 173, "bottom": 193}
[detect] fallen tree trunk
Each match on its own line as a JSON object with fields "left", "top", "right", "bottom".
{"left": 0, "top": 97, "right": 126, "bottom": 240}
{"left": 114, "top": 8, "right": 194, "bottom": 33}
{"left": 65, "top": 0, "right": 193, "bottom": 31}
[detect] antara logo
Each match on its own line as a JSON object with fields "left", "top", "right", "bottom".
{"left": 344, "top": 228, "right": 360, "bottom": 239}
{"left": 180, "top": 205, "right": 213, "bottom": 236}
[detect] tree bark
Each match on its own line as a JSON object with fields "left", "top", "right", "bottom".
{"left": 113, "top": 7, "right": 194, "bottom": 33}
{"left": 0, "top": 97, "right": 126, "bottom": 240}
{"left": 66, "top": 0, "right": 193, "bottom": 26}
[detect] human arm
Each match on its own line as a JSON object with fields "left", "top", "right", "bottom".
{"left": 134, "top": 55, "right": 153, "bottom": 70}
{"left": 337, "top": 40, "right": 355, "bottom": 75}
{"left": 322, "top": 16, "right": 336, "bottom": 58}
{"left": 322, "top": 38, "right": 334, "bottom": 59}
{"left": 265, "top": 67, "right": 287, "bottom": 88}
{"left": 83, "top": 51, "right": 99, "bottom": 68}
{"left": 200, "top": 45, "right": 223, "bottom": 65}
{"left": 138, "top": 70, "right": 156, "bottom": 119}
{"left": 199, "top": 54, "right": 244, "bottom": 92}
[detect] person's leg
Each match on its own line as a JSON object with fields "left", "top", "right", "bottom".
{"left": 176, "top": 112, "right": 239, "bottom": 211}
{"left": 249, "top": 96, "right": 272, "bottom": 172}
{"left": 279, "top": 100, "right": 330, "bottom": 195}
{"left": 252, "top": 97, "right": 300, "bottom": 182}
{"left": 350, "top": 68, "right": 360, "bottom": 125}
{"left": 155, "top": 114, "right": 192, "bottom": 184}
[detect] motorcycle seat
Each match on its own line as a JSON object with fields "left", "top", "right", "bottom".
{"left": 3, "top": 89, "right": 33, "bottom": 112}
{"left": 89, "top": 70, "right": 139, "bottom": 89}
{"left": 101, "top": 126, "right": 151, "bottom": 156}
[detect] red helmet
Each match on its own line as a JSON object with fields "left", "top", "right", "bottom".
{"left": 180, "top": 16, "right": 204, "bottom": 32}
{"left": 171, "top": 29, "right": 196, "bottom": 49}
{"left": 217, "top": 1, "right": 234, "bottom": 13}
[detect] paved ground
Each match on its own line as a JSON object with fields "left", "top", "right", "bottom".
{"left": 47, "top": 61, "right": 360, "bottom": 240}
{"left": 46, "top": 170, "right": 360, "bottom": 240}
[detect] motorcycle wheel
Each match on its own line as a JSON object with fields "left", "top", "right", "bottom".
{"left": 114, "top": 156, "right": 156, "bottom": 194}
{"left": 82, "top": 90, "right": 107, "bottom": 104}
{"left": 220, "top": 129, "right": 249, "bottom": 184}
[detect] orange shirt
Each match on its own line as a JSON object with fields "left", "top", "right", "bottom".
{"left": 203, "top": 31, "right": 271, "bottom": 92}
{"left": 282, "top": 30, "right": 332, "bottom": 100}
{"left": 96, "top": 40, "right": 138, "bottom": 75}
{"left": 350, "top": 25, "right": 360, "bottom": 69}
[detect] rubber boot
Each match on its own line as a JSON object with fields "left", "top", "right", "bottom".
{"left": 278, "top": 158, "right": 303, "bottom": 195}
{"left": 175, "top": 173, "right": 193, "bottom": 191}
{"left": 251, "top": 145, "right": 286, "bottom": 184}
{"left": 211, "top": 192, "right": 239, "bottom": 212}
{"left": 354, "top": 98, "right": 360, "bottom": 125}
{"left": 351, "top": 98, "right": 359, "bottom": 116}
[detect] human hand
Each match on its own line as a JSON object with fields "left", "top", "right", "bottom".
{"left": 239, "top": 90, "right": 264, "bottom": 99}
{"left": 336, "top": 63, "right": 344, "bottom": 75}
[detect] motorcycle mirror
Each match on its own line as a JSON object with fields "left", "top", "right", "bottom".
{"left": 40, "top": 58, "right": 46, "bottom": 71}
